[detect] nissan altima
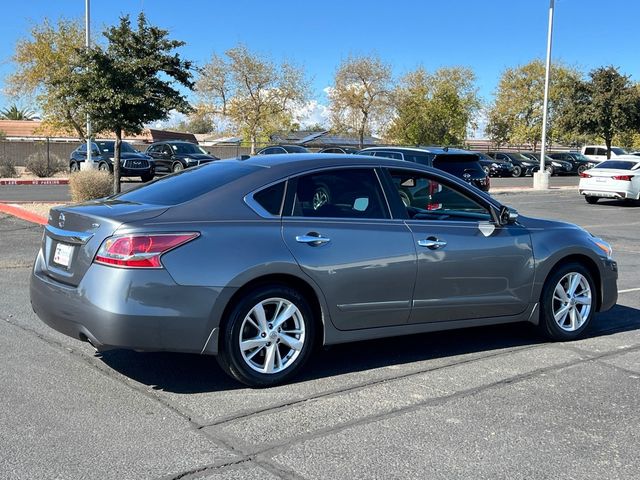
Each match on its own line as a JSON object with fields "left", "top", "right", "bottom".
{"left": 30, "top": 154, "right": 618, "bottom": 387}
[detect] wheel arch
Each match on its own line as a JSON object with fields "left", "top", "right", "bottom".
{"left": 540, "top": 254, "right": 602, "bottom": 311}
{"left": 213, "top": 273, "right": 326, "bottom": 354}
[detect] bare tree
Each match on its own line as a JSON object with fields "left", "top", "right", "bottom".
{"left": 197, "top": 45, "right": 309, "bottom": 153}
{"left": 329, "top": 55, "right": 393, "bottom": 148}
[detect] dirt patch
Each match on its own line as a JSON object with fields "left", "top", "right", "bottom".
{"left": 9, "top": 202, "right": 64, "bottom": 220}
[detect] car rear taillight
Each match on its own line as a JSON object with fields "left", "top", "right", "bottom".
{"left": 94, "top": 233, "right": 199, "bottom": 268}
{"left": 612, "top": 175, "right": 633, "bottom": 181}
{"left": 579, "top": 172, "right": 591, "bottom": 178}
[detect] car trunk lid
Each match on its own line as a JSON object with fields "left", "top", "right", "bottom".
{"left": 41, "top": 201, "right": 168, "bottom": 286}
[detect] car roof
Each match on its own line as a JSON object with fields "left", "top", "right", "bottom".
{"left": 149, "top": 140, "right": 199, "bottom": 145}
{"left": 360, "top": 146, "right": 472, "bottom": 155}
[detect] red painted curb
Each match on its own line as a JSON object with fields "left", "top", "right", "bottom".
{"left": 0, "top": 203, "right": 48, "bottom": 225}
{"left": 0, "top": 178, "right": 69, "bottom": 185}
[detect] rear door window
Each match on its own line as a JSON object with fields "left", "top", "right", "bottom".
{"left": 288, "top": 168, "right": 389, "bottom": 219}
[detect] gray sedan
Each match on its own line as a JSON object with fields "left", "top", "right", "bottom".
{"left": 30, "top": 154, "right": 618, "bottom": 387}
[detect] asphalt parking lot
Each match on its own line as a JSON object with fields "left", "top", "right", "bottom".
{"left": 1, "top": 188, "right": 639, "bottom": 479}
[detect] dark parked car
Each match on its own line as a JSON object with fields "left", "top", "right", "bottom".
{"left": 549, "top": 151, "right": 592, "bottom": 175}
{"left": 317, "top": 146, "right": 359, "bottom": 154}
{"left": 31, "top": 154, "right": 617, "bottom": 387}
{"left": 256, "top": 145, "right": 310, "bottom": 155}
{"left": 521, "top": 152, "right": 573, "bottom": 176}
{"left": 486, "top": 152, "right": 539, "bottom": 177}
{"left": 474, "top": 151, "right": 514, "bottom": 177}
{"left": 358, "top": 147, "right": 490, "bottom": 192}
{"left": 70, "top": 141, "right": 155, "bottom": 182}
{"left": 145, "top": 141, "right": 218, "bottom": 174}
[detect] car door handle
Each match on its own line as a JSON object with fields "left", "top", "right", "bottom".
{"left": 418, "top": 237, "right": 447, "bottom": 250}
{"left": 296, "top": 233, "right": 331, "bottom": 246}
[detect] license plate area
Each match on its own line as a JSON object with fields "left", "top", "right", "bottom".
{"left": 53, "top": 242, "right": 74, "bottom": 268}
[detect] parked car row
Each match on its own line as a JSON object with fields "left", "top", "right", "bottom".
{"left": 69, "top": 140, "right": 616, "bottom": 192}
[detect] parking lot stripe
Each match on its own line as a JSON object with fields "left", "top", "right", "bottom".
{"left": 619, "top": 287, "right": 640, "bottom": 294}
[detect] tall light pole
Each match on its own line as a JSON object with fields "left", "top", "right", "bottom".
{"left": 82, "top": 0, "right": 94, "bottom": 170}
{"left": 534, "top": 0, "right": 554, "bottom": 190}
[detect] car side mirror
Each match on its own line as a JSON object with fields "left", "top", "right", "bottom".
{"left": 499, "top": 206, "right": 518, "bottom": 225}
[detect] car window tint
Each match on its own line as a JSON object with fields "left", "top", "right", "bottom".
{"left": 584, "top": 148, "right": 595, "bottom": 155}
{"left": 404, "top": 153, "right": 433, "bottom": 165}
{"left": 595, "top": 160, "right": 639, "bottom": 170}
{"left": 114, "top": 161, "right": 260, "bottom": 206}
{"left": 289, "top": 169, "right": 388, "bottom": 219}
{"left": 373, "top": 151, "right": 403, "bottom": 160}
{"left": 77, "top": 144, "right": 87, "bottom": 153}
{"left": 389, "top": 169, "right": 491, "bottom": 222}
{"left": 358, "top": 151, "right": 375, "bottom": 156}
{"left": 253, "top": 181, "right": 286, "bottom": 215}
{"left": 162, "top": 145, "right": 172, "bottom": 156}
{"left": 596, "top": 148, "right": 607, "bottom": 156}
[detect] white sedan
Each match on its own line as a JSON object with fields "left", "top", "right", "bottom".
{"left": 579, "top": 155, "right": 640, "bottom": 204}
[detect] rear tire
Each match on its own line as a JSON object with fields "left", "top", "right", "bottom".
{"left": 585, "top": 196, "right": 599, "bottom": 204}
{"left": 217, "top": 285, "right": 316, "bottom": 387}
{"left": 539, "top": 263, "right": 596, "bottom": 341}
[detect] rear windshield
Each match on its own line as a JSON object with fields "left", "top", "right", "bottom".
{"left": 595, "top": 160, "right": 640, "bottom": 170}
{"left": 433, "top": 154, "right": 484, "bottom": 175}
{"left": 114, "top": 160, "right": 260, "bottom": 205}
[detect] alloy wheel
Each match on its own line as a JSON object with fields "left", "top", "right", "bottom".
{"left": 238, "top": 297, "right": 306, "bottom": 374}
{"left": 552, "top": 272, "right": 592, "bottom": 332}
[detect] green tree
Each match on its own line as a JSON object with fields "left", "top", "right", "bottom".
{"left": 196, "top": 45, "right": 309, "bottom": 154}
{"left": 0, "top": 104, "right": 37, "bottom": 120}
{"left": 558, "top": 66, "right": 640, "bottom": 158}
{"left": 8, "top": 19, "right": 85, "bottom": 137}
{"left": 487, "top": 60, "right": 580, "bottom": 150}
{"left": 386, "top": 67, "right": 480, "bottom": 146}
{"left": 329, "top": 55, "right": 393, "bottom": 148}
{"left": 72, "top": 13, "right": 193, "bottom": 193}
{"left": 175, "top": 104, "right": 215, "bottom": 134}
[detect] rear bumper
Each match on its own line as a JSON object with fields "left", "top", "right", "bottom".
{"left": 579, "top": 188, "right": 638, "bottom": 200}
{"left": 30, "top": 249, "right": 222, "bottom": 354}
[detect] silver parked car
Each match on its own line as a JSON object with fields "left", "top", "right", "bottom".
{"left": 30, "top": 154, "right": 618, "bottom": 387}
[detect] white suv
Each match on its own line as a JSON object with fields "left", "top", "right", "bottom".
{"left": 581, "top": 145, "right": 627, "bottom": 163}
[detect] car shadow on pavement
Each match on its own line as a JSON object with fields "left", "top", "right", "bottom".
{"left": 96, "top": 304, "right": 640, "bottom": 393}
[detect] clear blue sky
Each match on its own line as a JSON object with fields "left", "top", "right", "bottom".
{"left": 1, "top": 0, "right": 638, "bottom": 126}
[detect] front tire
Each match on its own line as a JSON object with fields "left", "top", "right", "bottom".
{"left": 69, "top": 161, "right": 79, "bottom": 172}
{"left": 585, "top": 196, "right": 599, "bottom": 204}
{"left": 141, "top": 173, "right": 154, "bottom": 182}
{"left": 172, "top": 162, "right": 184, "bottom": 173}
{"left": 98, "top": 162, "right": 111, "bottom": 173}
{"left": 539, "top": 263, "right": 596, "bottom": 341}
{"left": 217, "top": 285, "right": 316, "bottom": 387}
{"left": 512, "top": 165, "right": 523, "bottom": 177}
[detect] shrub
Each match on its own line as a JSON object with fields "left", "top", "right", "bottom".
{"left": 25, "top": 153, "right": 66, "bottom": 178}
{"left": 0, "top": 155, "right": 18, "bottom": 178}
{"left": 69, "top": 170, "right": 113, "bottom": 202}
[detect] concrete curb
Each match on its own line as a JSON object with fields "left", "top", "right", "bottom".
{"left": 0, "top": 203, "right": 48, "bottom": 225}
{"left": 0, "top": 178, "right": 69, "bottom": 185}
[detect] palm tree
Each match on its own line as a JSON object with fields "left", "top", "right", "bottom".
{"left": 0, "top": 104, "right": 37, "bottom": 120}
